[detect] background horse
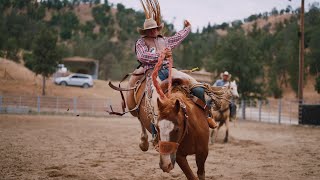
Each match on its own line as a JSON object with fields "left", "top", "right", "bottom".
{"left": 210, "top": 80, "right": 239, "bottom": 144}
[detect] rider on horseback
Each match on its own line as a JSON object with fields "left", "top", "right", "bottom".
{"left": 213, "top": 71, "right": 237, "bottom": 118}
{"left": 213, "top": 71, "right": 231, "bottom": 86}
{"left": 132, "top": 0, "right": 218, "bottom": 129}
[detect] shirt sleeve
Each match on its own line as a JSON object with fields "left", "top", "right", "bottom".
{"left": 166, "top": 26, "right": 191, "bottom": 49}
{"left": 135, "top": 38, "right": 159, "bottom": 65}
{"left": 213, "top": 80, "right": 220, "bottom": 87}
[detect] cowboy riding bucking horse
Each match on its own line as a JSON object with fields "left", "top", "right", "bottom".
{"left": 128, "top": 0, "right": 218, "bottom": 129}
{"left": 108, "top": 0, "right": 227, "bottom": 179}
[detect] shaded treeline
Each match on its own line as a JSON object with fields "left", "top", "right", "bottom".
{"left": 0, "top": 0, "right": 319, "bottom": 98}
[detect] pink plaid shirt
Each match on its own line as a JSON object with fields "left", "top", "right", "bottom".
{"left": 135, "top": 26, "right": 191, "bottom": 70}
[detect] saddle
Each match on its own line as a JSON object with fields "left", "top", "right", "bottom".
{"left": 108, "top": 68, "right": 223, "bottom": 116}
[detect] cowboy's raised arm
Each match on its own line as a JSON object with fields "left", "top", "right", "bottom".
{"left": 136, "top": 38, "right": 160, "bottom": 65}
{"left": 166, "top": 21, "right": 191, "bottom": 49}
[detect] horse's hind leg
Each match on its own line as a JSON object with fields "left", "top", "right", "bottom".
{"left": 233, "top": 115, "right": 237, "bottom": 127}
{"left": 211, "top": 121, "right": 224, "bottom": 144}
{"left": 138, "top": 118, "right": 149, "bottom": 151}
{"left": 224, "top": 117, "right": 230, "bottom": 143}
{"left": 196, "top": 151, "right": 208, "bottom": 180}
{"left": 210, "top": 130, "right": 215, "bottom": 144}
{"left": 176, "top": 155, "right": 197, "bottom": 180}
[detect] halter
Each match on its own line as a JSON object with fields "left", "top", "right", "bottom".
{"left": 158, "top": 102, "right": 189, "bottom": 155}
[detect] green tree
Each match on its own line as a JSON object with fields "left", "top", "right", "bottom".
{"left": 92, "top": 6, "right": 110, "bottom": 25}
{"left": 29, "top": 28, "right": 61, "bottom": 95}
{"left": 307, "top": 27, "right": 320, "bottom": 92}
{"left": 316, "top": 75, "right": 320, "bottom": 93}
{"left": 208, "top": 30, "right": 264, "bottom": 99}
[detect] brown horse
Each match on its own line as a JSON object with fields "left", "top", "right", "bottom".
{"left": 125, "top": 67, "right": 210, "bottom": 179}
{"left": 157, "top": 89, "right": 209, "bottom": 180}
{"left": 126, "top": 67, "right": 153, "bottom": 152}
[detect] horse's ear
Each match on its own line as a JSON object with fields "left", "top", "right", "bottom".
{"left": 174, "top": 99, "right": 180, "bottom": 114}
{"left": 157, "top": 98, "right": 164, "bottom": 110}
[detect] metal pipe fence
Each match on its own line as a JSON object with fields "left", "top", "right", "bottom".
{"left": 0, "top": 94, "right": 318, "bottom": 125}
{"left": 236, "top": 99, "right": 320, "bottom": 125}
{"left": 0, "top": 94, "right": 122, "bottom": 117}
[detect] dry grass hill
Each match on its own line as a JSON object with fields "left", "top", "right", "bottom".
{"left": 1, "top": 9, "right": 319, "bottom": 101}
{"left": 0, "top": 58, "right": 319, "bottom": 102}
{"left": 216, "top": 14, "right": 293, "bottom": 36}
{"left": 0, "top": 58, "right": 122, "bottom": 102}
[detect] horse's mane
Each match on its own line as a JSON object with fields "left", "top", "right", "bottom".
{"left": 158, "top": 90, "right": 192, "bottom": 116}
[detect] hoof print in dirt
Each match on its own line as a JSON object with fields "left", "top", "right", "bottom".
{"left": 47, "top": 170, "right": 63, "bottom": 177}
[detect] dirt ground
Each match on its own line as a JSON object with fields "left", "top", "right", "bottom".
{"left": 0, "top": 115, "right": 319, "bottom": 180}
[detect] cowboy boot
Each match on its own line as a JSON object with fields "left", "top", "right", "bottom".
{"left": 207, "top": 117, "right": 218, "bottom": 129}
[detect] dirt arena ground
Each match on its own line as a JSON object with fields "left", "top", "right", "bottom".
{"left": 0, "top": 115, "right": 319, "bottom": 180}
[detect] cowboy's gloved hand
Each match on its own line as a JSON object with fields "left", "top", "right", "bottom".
{"left": 164, "top": 48, "right": 172, "bottom": 58}
{"left": 184, "top": 20, "right": 191, "bottom": 28}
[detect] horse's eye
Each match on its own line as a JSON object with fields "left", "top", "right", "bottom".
{"left": 174, "top": 127, "right": 179, "bottom": 132}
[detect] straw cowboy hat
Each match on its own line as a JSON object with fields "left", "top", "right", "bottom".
{"left": 220, "top": 71, "right": 232, "bottom": 80}
{"left": 137, "top": 18, "right": 164, "bottom": 35}
{"left": 137, "top": 0, "right": 164, "bottom": 35}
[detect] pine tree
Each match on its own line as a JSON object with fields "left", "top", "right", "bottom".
{"left": 30, "top": 28, "right": 61, "bottom": 95}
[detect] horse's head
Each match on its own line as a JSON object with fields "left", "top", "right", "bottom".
{"left": 228, "top": 80, "right": 239, "bottom": 98}
{"left": 156, "top": 97, "right": 188, "bottom": 173}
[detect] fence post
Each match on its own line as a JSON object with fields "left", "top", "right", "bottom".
{"left": 278, "top": 98, "right": 282, "bottom": 124}
{"left": 289, "top": 101, "right": 292, "bottom": 124}
{"left": 56, "top": 96, "right": 59, "bottom": 113}
{"left": 258, "top": 100, "right": 262, "bottom": 122}
{"left": 73, "top": 97, "right": 77, "bottom": 114}
{"left": 91, "top": 99, "right": 95, "bottom": 115}
{"left": 37, "top": 96, "right": 40, "bottom": 113}
{"left": 268, "top": 101, "right": 270, "bottom": 122}
{"left": 249, "top": 100, "right": 252, "bottom": 120}
{"left": 19, "top": 96, "right": 22, "bottom": 109}
{"left": 298, "top": 100, "right": 303, "bottom": 124}
{"left": 0, "top": 96, "right": 2, "bottom": 113}
{"left": 241, "top": 99, "right": 246, "bottom": 120}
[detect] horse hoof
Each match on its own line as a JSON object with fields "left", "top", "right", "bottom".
{"left": 224, "top": 138, "right": 228, "bottom": 143}
{"left": 139, "top": 141, "right": 149, "bottom": 151}
{"left": 198, "top": 174, "right": 205, "bottom": 180}
{"left": 210, "top": 139, "right": 214, "bottom": 144}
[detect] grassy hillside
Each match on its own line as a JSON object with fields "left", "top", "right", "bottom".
{"left": 0, "top": 1, "right": 319, "bottom": 99}
{"left": 1, "top": 58, "right": 319, "bottom": 101}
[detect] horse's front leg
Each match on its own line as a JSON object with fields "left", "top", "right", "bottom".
{"left": 210, "top": 129, "right": 215, "bottom": 144}
{"left": 138, "top": 117, "right": 149, "bottom": 151}
{"left": 176, "top": 155, "right": 197, "bottom": 180}
{"left": 196, "top": 151, "right": 208, "bottom": 180}
{"left": 233, "top": 114, "right": 237, "bottom": 127}
{"left": 211, "top": 121, "right": 224, "bottom": 144}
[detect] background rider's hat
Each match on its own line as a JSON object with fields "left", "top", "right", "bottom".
{"left": 223, "top": 71, "right": 230, "bottom": 76}
{"left": 137, "top": 18, "right": 164, "bottom": 35}
{"left": 220, "top": 71, "right": 232, "bottom": 79}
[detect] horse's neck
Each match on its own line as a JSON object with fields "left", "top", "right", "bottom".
{"left": 143, "top": 77, "right": 161, "bottom": 123}
{"left": 220, "top": 98, "right": 230, "bottom": 108}
{"left": 223, "top": 81, "right": 230, "bottom": 88}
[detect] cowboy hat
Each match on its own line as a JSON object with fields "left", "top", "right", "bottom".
{"left": 220, "top": 71, "right": 232, "bottom": 79}
{"left": 137, "top": 18, "right": 164, "bottom": 35}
